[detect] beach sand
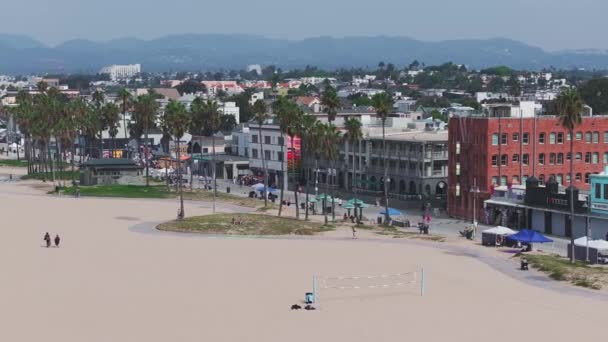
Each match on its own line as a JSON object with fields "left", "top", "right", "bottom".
{"left": 0, "top": 182, "right": 604, "bottom": 341}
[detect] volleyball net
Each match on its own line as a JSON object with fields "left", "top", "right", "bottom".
{"left": 312, "top": 268, "right": 425, "bottom": 305}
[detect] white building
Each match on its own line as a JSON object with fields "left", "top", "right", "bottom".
{"left": 246, "top": 64, "right": 262, "bottom": 75}
{"left": 99, "top": 64, "right": 142, "bottom": 80}
{"left": 247, "top": 121, "right": 288, "bottom": 190}
{"left": 219, "top": 102, "right": 240, "bottom": 124}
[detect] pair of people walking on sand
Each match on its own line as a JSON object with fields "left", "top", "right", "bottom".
{"left": 43, "top": 232, "right": 60, "bottom": 248}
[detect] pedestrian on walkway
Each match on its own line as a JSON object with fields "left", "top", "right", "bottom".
{"left": 43, "top": 232, "right": 50, "bottom": 248}
{"left": 352, "top": 225, "right": 357, "bottom": 239}
{"left": 54, "top": 235, "right": 60, "bottom": 247}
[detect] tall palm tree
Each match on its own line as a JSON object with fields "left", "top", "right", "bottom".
{"left": 133, "top": 94, "right": 159, "bottom": 186}
{"left": 556, "top": 89, "right": 584, "bottom": 263}
{"left": 278, "top": 103, "right": 304, "bottom": 219}
{"left": 117, "top": 88, "right": 132, "bottom": 139}
{"left": 321, "top": 85, "right": 340, "bottom": 124}
{"left": 299, "top": 114, "right": 320, "bottom": 220}
{"left": 165, "top": 100, "right": 191, "bottom": 219}
{"left": 318, "top": 123, "right": 341, "bottom": 223}
{"left": 344, "top": 116, "right": 363, "bottom": 222}
{"left": 102, "top": 103, "right": 120, "bottom": 158}
{"left": 252, "top": 99, "right": 270, "bottom": 208}
{"left": 371, "top": 92, "right": 395, "bottom": 225}
{"left": 275, "top": 97, "right": 297, "bottom": 217}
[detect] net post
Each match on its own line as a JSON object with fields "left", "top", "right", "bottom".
{"left": 313, "top": 274, "right": 317, "bottom": 304}
{"left": 420, "top": 267, "right": 425, "bottom": 297}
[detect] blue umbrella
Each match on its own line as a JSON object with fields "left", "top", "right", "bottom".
{"left": 258, "top": 187, "right": 277, "bottom": 193}
{"left": 379, "top": 208, "right": 402, "bottom": 216}
{"left": 507, "top": 229, "right": 553, "bottom": 243}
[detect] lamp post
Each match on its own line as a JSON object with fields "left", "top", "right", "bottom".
{"left": 586, "top": 194, "right": 591, "bottom": 262}
{"left": 470, "top": 177, "right": 480, "bottom": 235}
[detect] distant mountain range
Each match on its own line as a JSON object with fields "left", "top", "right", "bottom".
{"left": 2, "top": 33, "right": 608, "bottom": 74}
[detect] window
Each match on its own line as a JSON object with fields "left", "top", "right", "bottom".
{"left": 501, "top": 154, "right": 508, "bottom": 166}
{"left": 456, "top": 163, "right": 461, "bottom": 175}
{"left": 549, "top": 153, "right": 556, "bottom": 165}
{"left": 264, "top": 136, "right": 271, "bottom": 144}
{"left": 492, "top": 134, "right": 499, "bottom": 145}
{"left": 539, "top": 133, "right": 545, "bottom": 144}
{"left": 596, "top": 183, "right": 602, "bottom": 199}
{"left": 549, "top": 133, "right": 556, "bottom": 144}
{"left": 539, "top": 174, "right": 545, "bottom": 184}
{"left": 513, "top": 175, "right": 520, "bottom": 184}
{"left": 576, "top": 132, "right": 582, "bottom": 140}
{"left": 500, "top": 176, "right": 508, "bottom": 186}
{"left": 278, "top": 153, "right": 284, "bottom": 162}
{"left": 252, "top": 135, "right": 258, "bottom": 143}
{"left": 586, "top": 132, "right": 592, "bottom": 143}
{"left": 567, "top": 132, "right": 571, "bottom": 141}
{"left": 491, "top": 177, "right": 498, "bottom": 185}
{"left": 523, "top": 175, "right": 529, "bottom": 183}
{"left": 566, "top": 173, "right": 571, "bottom": 184}
{"left": 512, "top": 154, "right": 519, "bottom": 163}
{"left": 605, "top": 184, "right": 608, "bottom": 200}
{"left": 456, "top": 142, "right": 461, "bottom": 154}
{"left": 557, "top": 174, "right": 563, "bottom": 185}
{"left": 576, "top": 152, "right": 582, "bottom": 161}
{"left": 585, "top": 152, "right": 591, "bottom": 164}
{"left": 455, "top": 183, "right": 460, "bottom": 197}
{"left": 278, "top": 137, "right": 284, "bottom": 145}
{"left": 491, "top": 155, "right": 498, "bottom": 166}
{"left": 557, "top": 153, "right": 564, "bottom": 165}
{"left": 593, "top": 152, "right": 599, "bottom": 164}
{"left": 501, "top": 133, "right": 508, "bottom": 145}
{"left": 539, "top": 153, "right": 545, "bottom": 165}
{"left": 604, "top": 132, "right": 608, "bottom": 143}
{"left": 557, "top": 133, "right": 564, "bottom": 144}
{"left": 585, "top": 173, "right": 591, "bottom": 184}
{"left": 567, "top": 152, "right": 571, "bottom": 161}
{"left": 512, "top": 133, "right": 519, "bottom": 142}
{"left": 594, "top": 132, "right": 600, "bottom": 143}
{"left": 252, "top": 148, "right": 258, "bottom": 158}
{"left": 604, "top": 152, "right": 608, "bottom": 164}
{"left": 576, "top": 173, "right": 582, "bottom": 182}
{"left": 264, "top": 150, "right": 271, "bottom": 160}
{"left": 522, "top": 154, "right": 529, "bottom": 165}
{"left": 523, "top": 133, "right": 530, "bottom": 144}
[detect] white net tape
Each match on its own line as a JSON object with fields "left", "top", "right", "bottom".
{"left": 320, "top": 271, "right": 418, "bottom": 290}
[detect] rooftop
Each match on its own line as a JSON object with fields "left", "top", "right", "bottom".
{"left": 369, "top": 130, "right": 448, "bottom": 142}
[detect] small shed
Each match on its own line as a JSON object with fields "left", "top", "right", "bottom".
{"left": 80, "top": 158, "right": 144, "bottom": 186}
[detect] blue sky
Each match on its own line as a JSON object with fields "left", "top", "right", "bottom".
{"left": 1, "top": 0, "right": 606, "bottom": 50}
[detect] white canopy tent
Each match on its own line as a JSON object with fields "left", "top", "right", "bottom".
{"left": 482, "top": 226, "right": 517, "bottom": 236}
{"left": 574, "top": 237, "right": 608, "bottom": 251}
{"left": 481, "top": 226, "right": 517, "bottom": 246}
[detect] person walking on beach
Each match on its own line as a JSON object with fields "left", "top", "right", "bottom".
{"left": 43, "top": 232, "right": 51, "bottom": 248}
{"left": 54, "top": 235, "right": 60, "bottom": 247}
{"left": 352, "top": 225, "right": 357, "bottom": 239}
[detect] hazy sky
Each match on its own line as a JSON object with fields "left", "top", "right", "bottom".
{"left": 1, "top": 0, "right": 606, "bottom": 50}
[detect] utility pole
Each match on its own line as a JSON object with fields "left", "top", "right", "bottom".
{"left": 470, "top": 177, "right": 480, "bottom": 235}
{"left": 586, "top": 194, "right": 591, "bottom": 262}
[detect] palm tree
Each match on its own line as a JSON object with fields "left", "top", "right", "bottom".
{"left": 252, "top": 99, "right": 270, "bottom": 208}
{"left": 556, "top": 89, "right": 584, "bottom": 263}
{"left": 277, "top": 102, "right": 303, "bottom": 219}
{"left": 344, "top": 116, "right": 363, "bottom": 222}
{"left": 371, "top": 92, "right": 395, "bottom": 225}
{"left": 299, "top": 114, "right": 320, "bottom": 220}
{"left": 117, "top": 88, "right": 132, "bottom": 139}
{"left": 133, "top": 94, "right": 159, "bottom": 187}
{"left": 102, "top": 103, "right": 120, "bottom": 158}
{"left": 321, "top": 85, "right": 340, "bottom": 124}
{"left": 165, "top": 100, "right": 191, "bottom": 219}
{"left": 191, "top": 99, "right": 221, "bottom": 212}
{"left": 318, "top": 123, "right": 341, "bottom": 223}
{"left": 274, "top": 97, "right": 297, "bottom": 217}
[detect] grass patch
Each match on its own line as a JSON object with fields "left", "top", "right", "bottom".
{"left": 63, "top": 185, "right": 170, "bottom": 198}
{"left": 22, "top": 171, "right": 79, "bottom": 181}
{"left": 523, "top": 254, "right": 606, "bottom": 290}
{"left": 157, "top": 213, "right": 335, "bottom": 236}
{"left": 373, "top": 226, "right": 445, "bottom": 242}
{"left": 0, "top": 160, "right": 28, "bottom": 167}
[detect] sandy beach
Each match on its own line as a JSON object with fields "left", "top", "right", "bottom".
{"left": 0, "top": 181, "right": 605, "bottom": 342}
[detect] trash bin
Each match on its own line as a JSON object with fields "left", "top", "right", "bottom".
{"left": 305, "top": 292, "right": 314, "bottom": 304}
{"left": 226, "top": 187, "right": 231, "bottom": 194}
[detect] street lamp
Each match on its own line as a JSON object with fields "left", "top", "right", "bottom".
{"left": 470, "top": 177, "right": 480, "bottom": 230}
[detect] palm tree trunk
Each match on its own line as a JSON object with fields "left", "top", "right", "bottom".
{"left": 71, "top": 133, "right": 76, "bottom": 186}
{"left": 382, "top": 120, "right": 390, "bottom": 226}
{"left": 331, "top": 159, "right": 336, "bottom": 222}
{"left": 212, "top": 134, "right": 217, "bottom": 214}
{"left": 353, "top": 139, "right": 359, "bottom": 223}
{"left": 569, "top": 129, "right": 575, "bottom": 263}
{"left": 144, "top": 128, "right": 149, "bottom": 187}
{"left": 48, "top": 138, "right": 55, "bottom": 185}
{"left": 278, "top": 133, "right": 285, "bottom": 217}
{"left": 305, "top": 165, "right": 310, "bottom": 221}
{"left": 259, "top": 131, "right": 268, "bottom": 207}
{"left": 177, "top": 138, "right": 185, "bottom": 219}
{"left": 291, "top": 135, "right": 300, "bottom": 220}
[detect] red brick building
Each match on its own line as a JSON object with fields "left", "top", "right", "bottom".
{"left": 448, "top": 113, "right": 608, "bottom": 221}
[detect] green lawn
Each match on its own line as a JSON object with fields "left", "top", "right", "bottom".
{"left": 62, "top": 185, "right": 170, "bottom": 198}
{"left": 0, "top": 160, "right": 28, "bottom": 167}
{"left": 157, "top": 213, "right": 334, "bottom": 236}
{"left": 22, "top": 171, "right": 80, "bottom": 181}
{"left": 523, "top": 254, "right": 607, "bottom": 290}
